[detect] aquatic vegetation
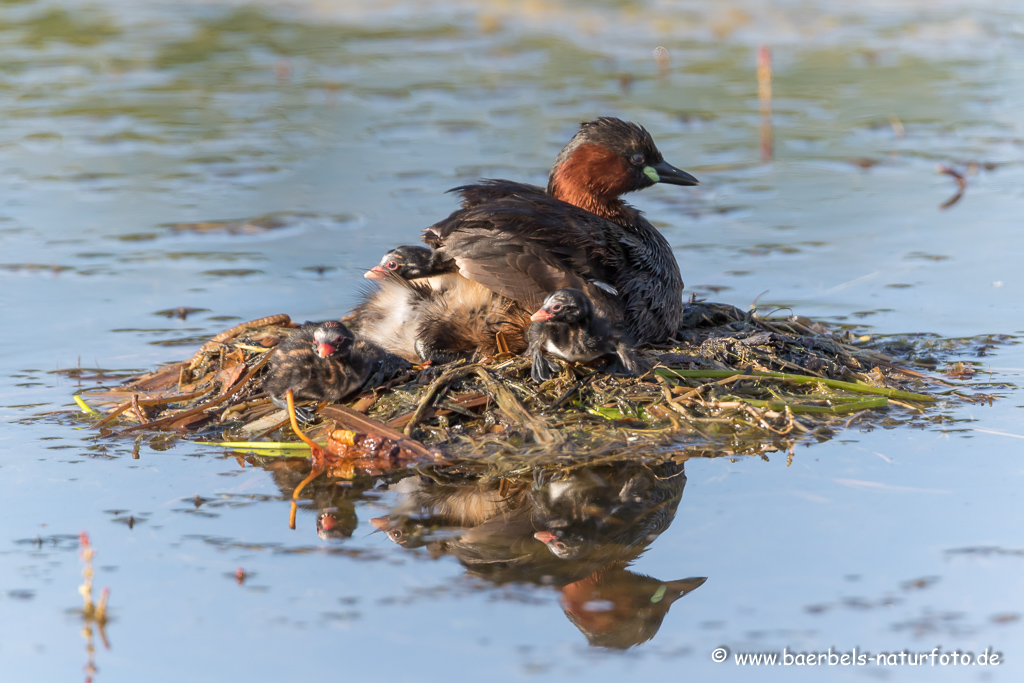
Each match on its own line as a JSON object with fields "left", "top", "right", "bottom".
{"left": 73, "top": 300, "right": 978, "bottom": 478}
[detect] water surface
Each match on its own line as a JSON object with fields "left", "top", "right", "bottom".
{"left": 2, "top": 1, "right": 1024, "bottom": 681}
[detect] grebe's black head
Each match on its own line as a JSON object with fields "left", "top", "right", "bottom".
{"left": 547, "top": 117, "right": 698, "bottom": 203}
{"left": 530, "top": 288, "right": 593, "bottom": 326}
{"left": 364, "top": 245, "right": 436, "bottom": 281}
{"left": 310, "top": 320, "right": 354, "bottom": 359}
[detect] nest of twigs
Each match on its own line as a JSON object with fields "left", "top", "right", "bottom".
{"left": 75, "top": 301, "right": 950, "bottom": 474}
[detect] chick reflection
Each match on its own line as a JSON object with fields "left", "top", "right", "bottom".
{"left": 372, "top": 461, "right": 706, "bottom": 649}
{"left": 259, "top": 457, "right": 360, "bottom": 540}
{"left": 531, "top": 464, "right": 684, "bottom": 562}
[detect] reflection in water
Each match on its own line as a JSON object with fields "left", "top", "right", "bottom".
{"left": 562, "top": 571, "right": 706, "bottom": 650}
{"left": 361, "top": 460, "right": 706, "bottom": 649}
{"left": 254, "top": 453, "right": 706, "bottom": 648}
{"left": 261, "top": 459, "right": 361, "bottom": 539}
{"left": 316, "top": 507, "right": 355, "bottom": 541}
{"left": 531, "top": 465, "right": 685, "bottom": 562}
{"left": 77, "top": 533, "right": 111, "bottom": 683}
{"left": 2, "top": 0, "right": 1022, "bottom": 679}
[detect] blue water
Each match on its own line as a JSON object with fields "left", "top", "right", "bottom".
{"left": 2, "top": 1, "right": 1023, "bottom": 681}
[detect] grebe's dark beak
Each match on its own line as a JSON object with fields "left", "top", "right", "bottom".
{"left": 648, "top": 160, "right": 699, "bottom": 186}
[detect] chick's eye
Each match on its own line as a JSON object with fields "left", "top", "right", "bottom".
{"left": 631, "top": 153, "right": 645, "bottom": 165}
{"left": 550, "top": 303, "right": 563, "bottom": 312}
{"left": 387, "top": 261, "right": 398, "bottom": 270}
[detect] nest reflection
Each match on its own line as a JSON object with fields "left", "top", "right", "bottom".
{"left": 266, "top": 456, "right": 705, "bottom": 649}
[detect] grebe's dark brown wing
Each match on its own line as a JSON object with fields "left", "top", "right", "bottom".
{"left": 443, "top": 179, "right": 549, "bottom": 210}
{"left": 422, "top": 180, "right": 549, "bottom": 247}
{"left": 423, "top": 180, "right": 623, "bottom": 307}
{"left": 446, "top": 230, "right": 589, "bottom": 306}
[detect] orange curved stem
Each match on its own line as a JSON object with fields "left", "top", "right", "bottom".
{"left": 286, "top": 390, "right": 321, "bottom": 451}
{"left": 286, "top": 390, "right": 325, "bottom": 529}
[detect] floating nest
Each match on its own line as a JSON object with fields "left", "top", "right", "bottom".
{"left": 74, "top": 301, "right": 970, "bottom": 476}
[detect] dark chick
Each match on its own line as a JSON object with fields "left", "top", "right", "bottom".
{"left": 350, "top": 245, "right": 458, "bottom": 363}
{"left": 423, "top": 117, "right": 698, "bottom": 352}
{"left": 363, "top": 245, "right": 454, "bottom": 289}
{"left": 527, "top": 289, "right": 643, "bottom": 383}
{"left": 264, "top": 320, "right": 385, "bottom": 410}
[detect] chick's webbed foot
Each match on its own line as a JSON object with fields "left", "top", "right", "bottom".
{"left": 270, "top": 395, "right": 319, "bottom": 423}
{"left": 530, "top": 351, "right": 560, "bottom": 383}
{"left": 608, "top": 344, "right": 648, "bottom": 377}
{"left": 414, "top": 339, "right": 468, "bottom": 365}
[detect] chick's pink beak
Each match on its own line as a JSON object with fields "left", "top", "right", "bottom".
{"left": 530, "top": 309, "right": 554, "bottom": 322}
{"left": 364, "top": 265, "right": 388, "bottom": 280}
{"left": 317, "top": 343, "right": 336, "bottom": 357}
{"left": 534, "top": 531, "right": 557, "bottom": 543}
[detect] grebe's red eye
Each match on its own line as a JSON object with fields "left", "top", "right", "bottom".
{"left": 550, "top": 303, "right": 563, "bottom": 312}
{"left": 387, "top": 260, "right": 399, "bottom": 270}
